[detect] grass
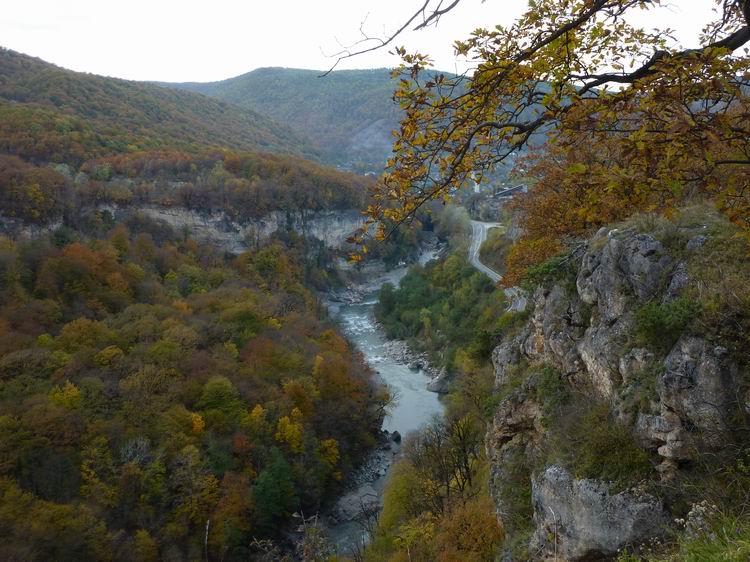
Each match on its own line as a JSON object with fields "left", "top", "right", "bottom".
{"left": 618, "top": 513, "right": 750, "bottom": 562}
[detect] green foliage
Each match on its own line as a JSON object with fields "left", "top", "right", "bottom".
{"left": 376, "top": 253, "right": 507, "bottom": 371}
{"left": 550, "top": 402, "right": 653, "bottom": 487}
{"left": 521, "top": 250, "right": 577, "bottom": 291}
{"left": 625, "top": 513, "right": 750, "bottom": 562}
{"left": 683, "top": 218, "right": 750, "bottom": 357}
{"left": 634, "top": 297, "right": 698, "bottom": 354}
{"left": 0, "top": 48, "right": 315, "bottom": 161}
{"left": 168, "top": 67, "right": 417, "bottom": 169}
{"left": 0, "top": 223, "right": 385, "bottom": 559}
{"left": 252, "top": 448, "right": 299, "bottom": 534}
{"left": 670, "top": 517, "right": 750, "bottom": 562}
{"left": 535, "top": 365, "right": 569, "bottom": 423}
{"left": 0, "top": 49, "right": 372, "bottom": 230}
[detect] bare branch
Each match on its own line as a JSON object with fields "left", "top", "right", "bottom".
{"left": 320, "top": 0, "right": 464, "bottom": 76}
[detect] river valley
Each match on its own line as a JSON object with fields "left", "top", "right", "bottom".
{"left": 323, "top": 254, "right": 444, "bottom": 555}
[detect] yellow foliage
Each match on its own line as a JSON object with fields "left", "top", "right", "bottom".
{"left": 171, "top": 299, "right": 190, "bottom": 313}
{"left": 312, "top": 354, "right": 325, "bottom": 378}
{"left": 50, "top": 380, "right": 82, "bottom": 409}
{"left": 95, "top": 345, "right": 124, "bottom": 366}
{"left": 318, "top": 438, "right": 340, "bottom": 468}
{"left": 190, "top": 412, "right": 205, "bottom": 435}
{"left": 434, "top": 497, "right": 504, "bottom": 561}
{"left": 275, "top": 408, "right": 304, "bottom": 454}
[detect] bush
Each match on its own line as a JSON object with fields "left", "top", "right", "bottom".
{"left": 551, "top": 402, "right": 653, "bottom": 488}
{"left": 536, "top": 365, "right": 570, "bottom": 423}
{"left": 634, "top": 297, "right": 698, "bottom": 354}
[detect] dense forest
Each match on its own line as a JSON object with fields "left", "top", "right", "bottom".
{"left": 377, "top": 254, "right": 511, "bottom": 371}
{"left": 0, "top": 46, "right": 397, "bottom": 561}
{"left": 0, "top": 49, "right": 372, "bottom": 228}
{"left": 366, "top": 254, "right": 511, "bottom": 561}
{"left": 0, "top": 215, "right": 387, "bottom": 560}
{"left": 0, "top": 49, "right": 315, "bottom": 159}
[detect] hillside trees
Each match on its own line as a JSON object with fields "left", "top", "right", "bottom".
{"left": 357, "top": 0, "right": 750, "bottom": 279}
{"left": 0, "top": 218, "right": 387, "bottom": 560}
{"left": 0, "top": 49, "right": 372, "bottom": 230}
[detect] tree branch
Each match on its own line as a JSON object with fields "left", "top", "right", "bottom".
{"left": 320, "top": 0, "right": 464, "bottom": 76}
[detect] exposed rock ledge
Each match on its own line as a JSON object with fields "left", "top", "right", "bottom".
{"left": 531, "top": 466, "right": 669, "bottom": 561}
{"left": 1, "top": 206, "right": 364, "bottom": 253}
{"left": 487, "top": 226, "right": 739, "bottom": 560}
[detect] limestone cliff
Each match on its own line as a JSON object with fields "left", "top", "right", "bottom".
{"left": 1, "top": 205, "right": 364, "bottom": 253}
{"left": 487, "top": 219, "right": 748, "bottom": 560}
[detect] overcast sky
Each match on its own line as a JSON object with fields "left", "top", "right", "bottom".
{"left": 1, "top": 0, "right": 718, "bottom": 83}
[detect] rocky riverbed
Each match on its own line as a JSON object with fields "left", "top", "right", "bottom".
{"left": 322, "top": 250, "right": 444, "bottom": 555}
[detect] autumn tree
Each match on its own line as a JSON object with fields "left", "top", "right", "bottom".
{"left": 355, "top": 0, "right": 750, "bottom": 278}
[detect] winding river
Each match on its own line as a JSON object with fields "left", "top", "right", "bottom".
{"left": 324, "top": 254, "right": 444, "bottom": 554}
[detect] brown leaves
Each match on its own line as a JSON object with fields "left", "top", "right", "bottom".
{"left": 359, "top": 0, "right": 750, "bottom": 279}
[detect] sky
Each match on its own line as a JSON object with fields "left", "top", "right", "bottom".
{"left": 1, "top": 0, "right": 718, "bottom": 83}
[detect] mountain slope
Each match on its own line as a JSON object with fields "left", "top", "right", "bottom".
{"left": 0, "top": 49, "right": 371, "bottom": 227}
{"left": 0, "top": 48, "right": 317, "bottom": 162}
{"left": 167, "top": 67, "right": 404, "bottom": 170}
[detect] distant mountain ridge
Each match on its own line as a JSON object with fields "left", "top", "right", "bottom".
{"left": 0, "top": 48, "right": 318, "bottom": 161}
{"left": 164, "top": 67, "right": 409, "bottom": 171}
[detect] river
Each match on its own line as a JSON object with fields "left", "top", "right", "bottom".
{"left": 323, "top": 254, "right": 444, "bottom": 555}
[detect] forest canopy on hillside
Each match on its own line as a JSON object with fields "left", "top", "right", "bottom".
{"left": 0, "top": 215, "right": 388, "bottom": 560}
{"left": 0, "top": 50, "right": 372, "bottom": 226}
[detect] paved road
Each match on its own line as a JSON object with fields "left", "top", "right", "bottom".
{"left": 469, "top": 220, "right": 503, "bottom": 282}
{"left": 468, "top": 220, "right": 528, "bottom": 312}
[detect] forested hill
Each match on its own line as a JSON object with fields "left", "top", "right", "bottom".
{"left": 0, "top": 48, "right": 372, "bottom": 226}
{"left": 0, "top": 48, "right": 317, "bottom": 161}
{"left": 165, "top": 67, "right": 407, "bottom": 171}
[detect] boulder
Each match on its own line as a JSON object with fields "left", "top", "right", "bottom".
{"left": 426, "top": 368, "right": 452, "bottom": 394}
{"left": 662, "top": 262, "right": 689, "bottom": 303}
{"left": 530, "top": 466, "right": 669, "bottom": 560}
{"left": 332, "top": 484, "right": 380, "bottom": 523}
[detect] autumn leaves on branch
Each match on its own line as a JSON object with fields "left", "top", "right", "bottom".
{"left": 355, "top": 0, "right": 750, "bottom": 281}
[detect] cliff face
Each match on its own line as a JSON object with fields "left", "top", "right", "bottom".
{"left": 1, "top": 206, "right": 364, "bottom": 253}
{"left": 487, "top": 222, "right": 746, "bottom": 560}
{"left": 123, "top": 206, "right": 364, "bottom": 252}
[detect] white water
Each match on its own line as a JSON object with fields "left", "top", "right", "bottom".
{"left": 335, "top": 297, "right": 443, "bottom": 435}
{"left": 324, "top": 254, "right": 444, "bottom": 554}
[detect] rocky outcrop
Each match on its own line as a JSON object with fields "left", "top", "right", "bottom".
{"left": 122, "top": 206, "right": 364, "bottom": 252}
{"left": 486, "top": 226, "right": 740, "bottom": 560}
{"left": 523, "top": 285, "right": 586, "bottom": 375}
{"left": 487, "top": 375, "right": 544, "bottom": 525}
{"left": 491, "top": 324, "right": 530, "bottom": 387}
{"left": 530, "top": 466, "right": 669, "bottom": 560}
{"left": 577, "top": 229, "right": 672, "bottom": 322}
{"left": 1, "top": 206, "right": 364, "bottom": 253}
{"left": 651, "top": 338, "right": 734, "bottom": 460}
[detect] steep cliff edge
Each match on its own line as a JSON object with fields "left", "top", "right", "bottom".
{"left": 0, "top": 205, "right": 364, "bottom": 253}
{"left": 486, "top": 209, "right": 750, "bottom": 560}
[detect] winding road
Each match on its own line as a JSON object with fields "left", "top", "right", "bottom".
{"left": 469, "top": 220, "right": 527, "bottom": 312}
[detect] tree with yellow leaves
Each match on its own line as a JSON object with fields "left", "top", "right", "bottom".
{"left": 354, "top": 0, "right": 750, "bottom": 277}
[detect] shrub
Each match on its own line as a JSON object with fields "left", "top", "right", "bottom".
{"left": 570, "top": 404, "right": 652, "bottom": 485}
{"left": 548, "top": 402, "right": 653, "bottom": 488}
{"left": 536, "top": 366, "right": 570, "bottom": 423}
{"left": 633, "top": 297, "right": 698, "bottom": 354}
{"left": 652, "top": 514, "right": 750, "bottom": 562}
